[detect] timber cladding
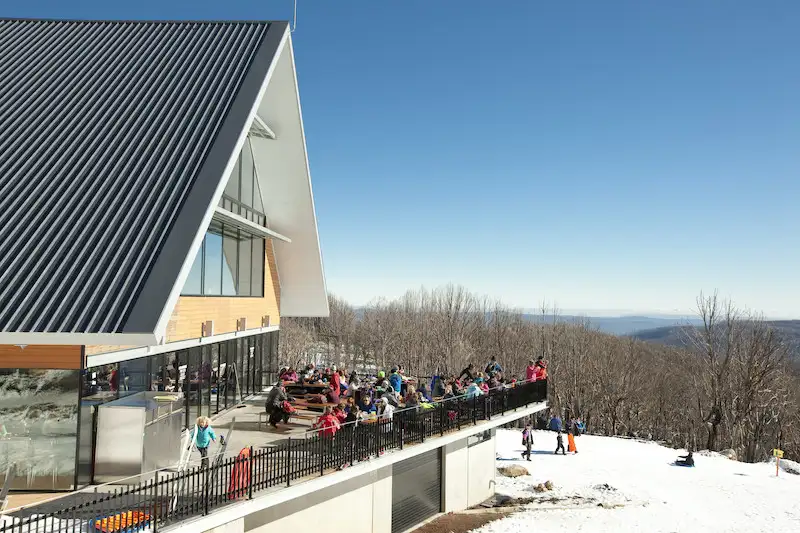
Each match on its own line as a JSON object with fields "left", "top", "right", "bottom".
{"left": 0, "top": 344, "right": 82, "bottom": 369}
{"left": 166, "top": 242, "right": 280, "bottom": 342}
{"left": 85, "top": 241, "right": 280, "bottom": 356}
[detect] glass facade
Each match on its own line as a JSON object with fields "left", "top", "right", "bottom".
{"left": 182, "top": 135, "right": 269, "bottom": 298}
{"left": 73, "top": 331, "right": 279, "bottom": 487}
{"left": 0, "top": 369, "right": 80, "bottom": 490}
{"left": 182, "top": 223, "right": 265, "bottom": 297}
{"left": 219, "top": 136, "right": 267, "bottom": 225}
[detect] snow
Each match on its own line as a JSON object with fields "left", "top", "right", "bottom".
{"left": 480, "top": 429, "right": 800, "bottom": 533}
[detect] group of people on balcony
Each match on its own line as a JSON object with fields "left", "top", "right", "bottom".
{"left": 264, "top": 356, "right": 548, "bottom": 437}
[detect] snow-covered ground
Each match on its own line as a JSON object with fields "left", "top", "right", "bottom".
{"left": 480, "top": 429, "right": 800, "bottom": 533}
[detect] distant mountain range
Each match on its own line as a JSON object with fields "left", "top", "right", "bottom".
{"left": 522, "top": 314, "right": 704, "bottom": 336}
{"left": 629, "top": 320, "right": 800, "bottom": 366}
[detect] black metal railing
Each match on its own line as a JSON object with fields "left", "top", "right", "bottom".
{"left": 1, "top": 380, "right": 546, "bottom": 533}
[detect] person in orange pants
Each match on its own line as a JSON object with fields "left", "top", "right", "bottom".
{"left": 567, "top": 431, "right": 578, "bottom": 453}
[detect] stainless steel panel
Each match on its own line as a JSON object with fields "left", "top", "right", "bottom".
{"left": 94, "top": 391, "right": 184, "bottom": 483}
{"left": 94, "top": 406, "right": 145, "bottom": 483}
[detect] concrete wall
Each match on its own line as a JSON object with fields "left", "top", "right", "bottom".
{"left": 204, "top": 518, "right": 244, "bottom": 533}
{"left": 466, "top": 435, "right": 497, "bottom": 506}
{"left": 244, "top": 466, "right": 392, "bottom": 533}
{"left": 443, "top": 433, "right": 497, "bottom": 512}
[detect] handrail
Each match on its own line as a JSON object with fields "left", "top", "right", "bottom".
{"left": 0, "top": 380, "right": 546, "bottom": 533}
{"left": 299, "top": 377, "right": 540, "bottom": 436}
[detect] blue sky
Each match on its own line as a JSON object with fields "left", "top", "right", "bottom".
{"left": 10, "top": 1, "right": 800, "bottom": 318}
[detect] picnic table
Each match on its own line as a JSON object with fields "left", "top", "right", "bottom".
{"left": 284, "top": 381, "right": 328, "bottom": 389}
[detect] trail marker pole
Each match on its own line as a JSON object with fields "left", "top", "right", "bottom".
{"left": 773, "top": 448, "right": 784, "bottom": 477}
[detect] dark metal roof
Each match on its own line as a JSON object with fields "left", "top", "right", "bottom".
{"left": 0, "top": 19, "right": 288, "bottom": 339}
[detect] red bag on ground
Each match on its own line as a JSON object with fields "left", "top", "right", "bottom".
{"left": 227, "top": 448, "right": 251, "bottom": 500}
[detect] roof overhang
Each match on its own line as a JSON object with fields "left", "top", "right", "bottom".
{"left": 250, "top": 34, "right": 329, "bottom": 318}
{"left": 213, "top": 206, "right": 291, "bottom": 243}
{"left": 0, "top": 21, "right": 316, "bottom": 346}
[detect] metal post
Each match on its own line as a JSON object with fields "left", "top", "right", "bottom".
{"left": 203, "top": 467, "right": 210, "bottom": 515}
{"left": 472, "top": 397, "right": 477, "bottom": 426}
{"left": 248, "top": 446, "right": 254, "bottom": 499}
{"left": 320, "top": 436, "right": 325, "bottom": 476}
{"left": 153, "top": 474, "right": 159, "bottom": 533}
{"left": 374, "top": 415, "right": 380, "bottom": 456}
{"left": 286, "top": 438, "right": 292, "bottom": 487}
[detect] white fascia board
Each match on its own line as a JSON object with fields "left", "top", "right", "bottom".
{"left": 251, "top": 34, "right": 329, "bottom": 318}
{"left": 86, "top": 325, "right": 280, "bottom": 368}
{"left": 163, "top": 401, "right": 548, "bottom": 533}
{"left": 150, "top": 27, "right": 291, "bottom": 342}
{"left": 213, "top": 206, "right": 291, "bottom": 243}
{"left": 0, "top": 331, "right": 156, "bottom": 346}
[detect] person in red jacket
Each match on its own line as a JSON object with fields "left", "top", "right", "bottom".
{"left": 333, "top": 404, "right": 347, "bottom": 424}
{"left": 535, "top": 357, "right": 548, "bottom": 380}
{"left": 330, "top": 367, "right": 342, "bottom": 395}
{"left": 314, "top": 407, "right": 340, "bottom": 438}
{"left": 525, "top": 360, "right": 537, "bottom": 383}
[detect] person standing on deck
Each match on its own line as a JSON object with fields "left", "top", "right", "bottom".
{"left": 189, "top": 416, "right": 217, "bottom": 468}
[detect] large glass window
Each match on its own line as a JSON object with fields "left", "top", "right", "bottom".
{"left": 181, "top": 224, "right": 265, "bottom": 297}
{"left": 252, "top": 238, "right": 265, "bottom": 295}
{"left": 203, "top": 223, "right": 223, "bottom": 295}
{"left": 218, "top": 136, "right": 267, "bottom": 225}
{"left": 238, "top": 233, "right": 252, "bottom": 296}
{"left": 222, "top": 225, "right": 238, "bottom": 296}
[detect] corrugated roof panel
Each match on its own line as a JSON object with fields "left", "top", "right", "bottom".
{"left": 0, "top": 19, "right": 280, "bottom": 335}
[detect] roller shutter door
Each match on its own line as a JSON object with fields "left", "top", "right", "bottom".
{"left": 391, "top": 448, "right": 442, "bottom": 533}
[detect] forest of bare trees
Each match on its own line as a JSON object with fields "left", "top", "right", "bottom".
{"left": 283, "top": 285, "right": 799, "bottom": 462}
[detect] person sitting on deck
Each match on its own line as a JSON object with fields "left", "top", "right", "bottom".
{"left": 326, "top": 384, "right": 340, "bottom": 405}
{"left": 333, "top": 404, "right": 347, "bottom": 424}
{"left": 442, "top": 383, "right": 456, "bottom": 400}
{"left": 466, "top": 380, "right": 483, "bottom": 399}
{"left": 418, "top": 381, "right": 432, "bottom": 402}
{"left": 265, "top": 382, "right": 295, "bottom": 428}
{"left": 676, "top": 452, "right": 694, "bottom": 467}
{"left": 378, "top": 397, "right": 395, "bottom": 420}
{"left": 404, "top": 385, "right": 420, "bottom": 409}
{"left": 348, "top": 371, "right": 360, "bottom": 390}
{"left": 358, "top": 394, "right": 377, "bottom": 414}
{"left": 314, "top": 407, "right": 340, "bottom": 438}
{"left": 381, "top": 387, "right": 400, "bottom": 407}
{"left": 279, "top": 367, "right": 298, "bottom": 382}
{"left": 345, "top": 405, "right": 361, "bottom": 426}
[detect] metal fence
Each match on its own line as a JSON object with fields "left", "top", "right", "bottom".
{"left": 1, "top": 380, "right": 546, "bottom": 533}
